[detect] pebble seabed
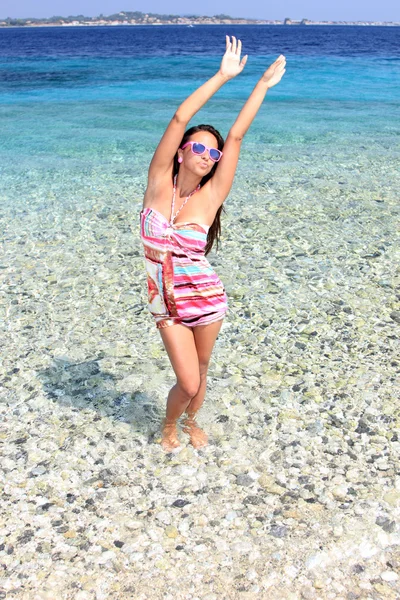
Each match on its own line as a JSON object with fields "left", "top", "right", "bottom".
{"left": 0, "top": 141, "right": 399, "bottom": 599}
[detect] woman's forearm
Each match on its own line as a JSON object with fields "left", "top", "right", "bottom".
{"left": 229, "top": 79, "right": 270, "bottom": 140}
{"left": 175, "top": 71, "right": 230, "bottom": 123}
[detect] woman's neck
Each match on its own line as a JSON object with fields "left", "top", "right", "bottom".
{"left": 176, "top": 171, "right": 202, "bottom": 197}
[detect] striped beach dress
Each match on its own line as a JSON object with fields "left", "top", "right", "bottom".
{"left": 140, "top": 177, "right": 228, "bottom": 329}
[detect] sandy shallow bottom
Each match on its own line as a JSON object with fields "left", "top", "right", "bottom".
{"left": 1, "top": 140, "right": 400, "bottom": 599}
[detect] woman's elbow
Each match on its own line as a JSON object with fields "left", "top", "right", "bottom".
{"left": 227, "top": 130, "right": 244, "bottom": 142}
{"left": 173, "top": 111, "right": 188, "bottom": 125}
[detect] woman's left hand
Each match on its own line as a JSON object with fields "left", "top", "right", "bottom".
{"left": 261, "top": 55, "right": 286, "bottom": 88}
{"left": 219, "top": 35, "right": 248, "bottom": 79}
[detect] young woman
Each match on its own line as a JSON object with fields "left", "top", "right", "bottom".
{"left": 140, "top": 36, "right": 286, "bottom": 451}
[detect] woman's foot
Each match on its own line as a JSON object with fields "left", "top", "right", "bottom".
{"left": 161, "top": 418, "right": 181, "bottom": 452}
{"left": 182, "top": 416, "right": 208, "bottom": 448}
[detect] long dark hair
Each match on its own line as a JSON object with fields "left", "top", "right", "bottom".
{"left": 173, "top": 124, "right": 225, "bottom": 256}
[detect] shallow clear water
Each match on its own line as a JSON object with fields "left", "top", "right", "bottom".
{"left": 2, "top": 26, "right": 400, "bottom": 599}
{"left": 1, "top": 25, "right": 399, "bottom": 429}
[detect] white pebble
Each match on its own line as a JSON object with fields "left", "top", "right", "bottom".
{"left": 381, "top": 571, "right": 399, "bottom": 582}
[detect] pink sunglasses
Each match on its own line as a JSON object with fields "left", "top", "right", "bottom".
{"left": 181, "top": 141, "right": 223, "bottom": 162}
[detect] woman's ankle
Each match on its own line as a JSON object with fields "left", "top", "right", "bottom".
{"left": 163, "top": 417, "right": 178, "bottom": 427}
{"left": 183, "top": 411, "right": 198, "bottom": 423}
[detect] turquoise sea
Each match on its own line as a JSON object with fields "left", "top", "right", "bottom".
{"left": 0, "top": 25, "right": 399, "bottom": 206}
{"left": 1, "top": 22, "right": 399, "bottom": 347}
{"left": 1, "top": 23, "right": 399, "bottom": 393}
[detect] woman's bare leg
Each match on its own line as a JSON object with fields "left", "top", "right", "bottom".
{"left": 183, "top": 319, "right": 223, "bottom": 448}
{"left": 159, "top": 324, "right": 201, "bottom": 451}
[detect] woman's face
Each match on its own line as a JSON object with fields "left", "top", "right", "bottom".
{"left": 178, "top": 131, "right": 219, "bottom": 178}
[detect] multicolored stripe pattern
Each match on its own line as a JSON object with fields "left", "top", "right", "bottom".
{"left": 140, "top": 207, "right": 228, "bottom": 329}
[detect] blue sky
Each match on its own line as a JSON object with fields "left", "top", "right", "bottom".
{"left": 1, "top": 1, "right": 399, "bottom": 21}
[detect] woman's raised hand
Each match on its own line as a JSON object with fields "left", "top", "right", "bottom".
{"left": 219, "top": 35, "right": 248, "bottom": 79}
{"left": 261, "top": 55, "right": 286, "bottom": 88}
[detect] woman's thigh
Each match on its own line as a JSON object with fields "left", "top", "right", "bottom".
{"left": 193, "top": 319, "right": 223, "bottom": 373}
{"left": 159, "top": 324, "right": 201, "bottom": 394}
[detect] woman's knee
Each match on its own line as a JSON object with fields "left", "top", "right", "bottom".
{"left": 173, "top": 362, "right": 209, "bottom": 402}
{"left": 177, "top": 377, "right": 201, "bottom": 400}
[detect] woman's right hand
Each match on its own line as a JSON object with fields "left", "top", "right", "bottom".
{"left": 261, "top": 55, "right": 286, "bottom": 88}
{"left": 219, "top": 35, "right": 248, "bottom": 80}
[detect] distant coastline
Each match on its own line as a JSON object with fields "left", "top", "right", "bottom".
{"left": 0, "top": 12, "right": 399, "bottom": 28}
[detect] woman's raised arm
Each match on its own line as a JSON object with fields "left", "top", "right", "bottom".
{"left": 209, "top": 55, "right": 286, "bottom": 204}
{"left": 147, "top": 36, "right": 248, "bottom": 182}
